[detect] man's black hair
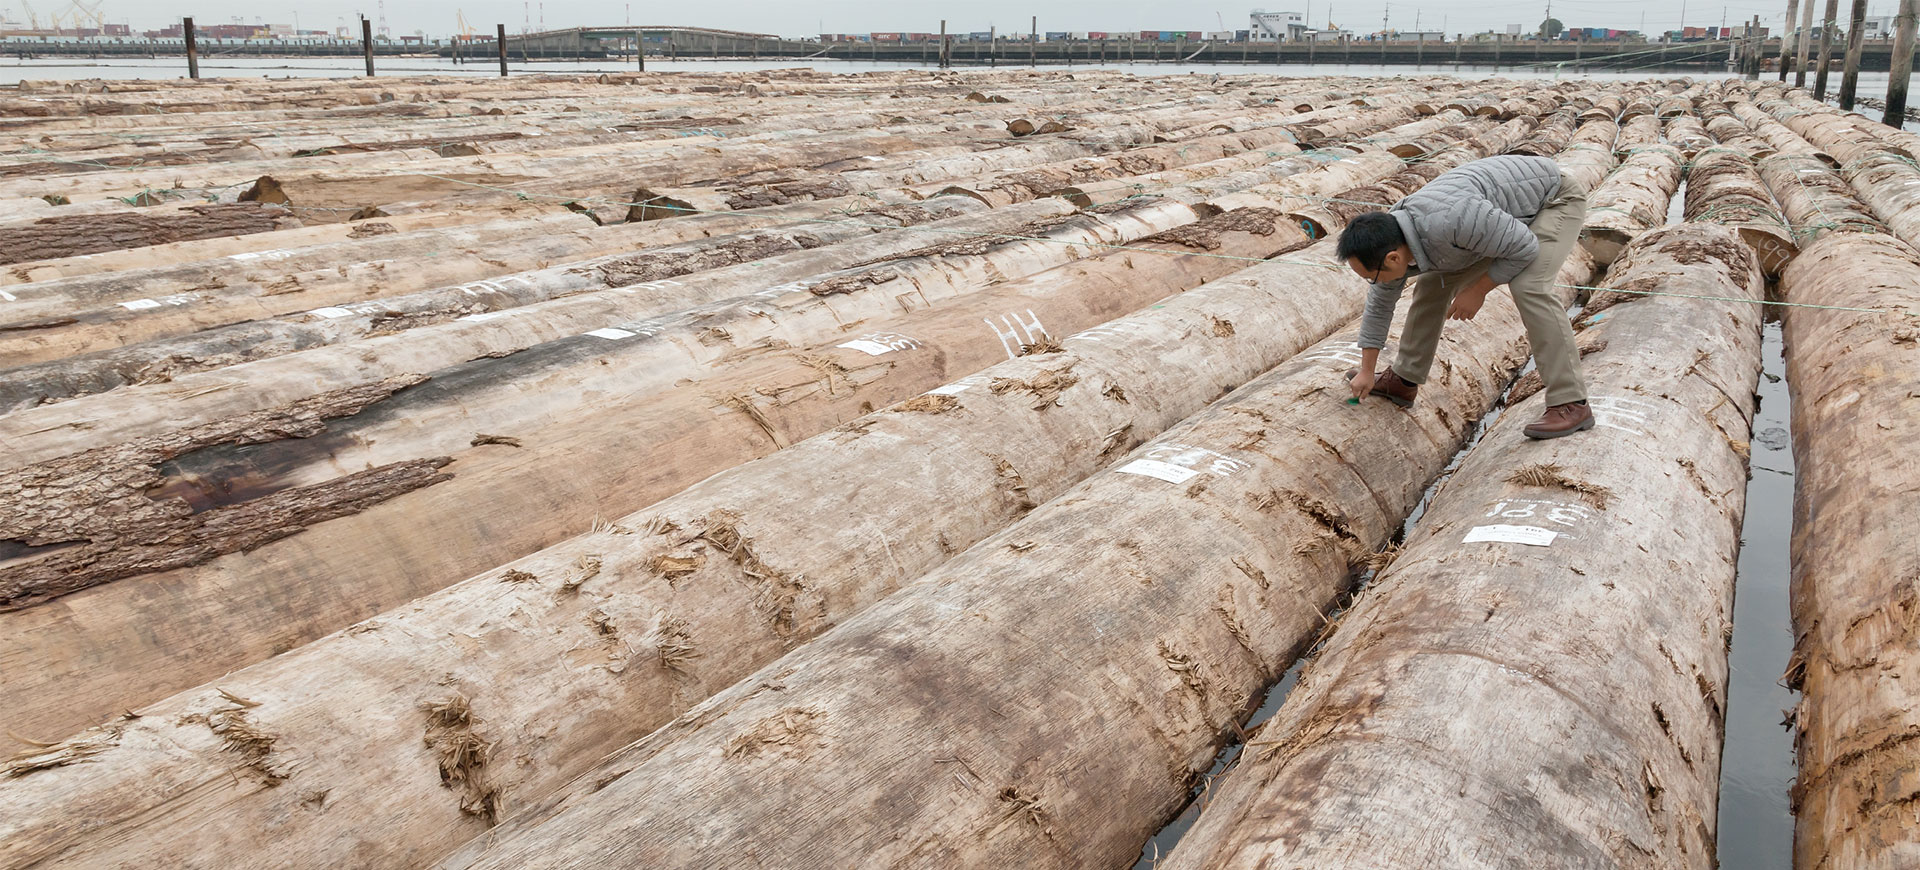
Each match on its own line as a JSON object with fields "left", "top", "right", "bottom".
{"left": 1336, "top": 211, "right": 1405, "bottom": 271}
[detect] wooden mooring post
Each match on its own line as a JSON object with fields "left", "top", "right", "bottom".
{"left": 1798, "top": 0, "right": 1818, "bottom": 84}
{"left": 635, "top": 29, "right": 643, "bottom": 71}
{"left": 1030, "top": 16, "right": 1037, "bottom": 66}
{"left": 360, "top": 17, "right": 374, "bottom": 76}
{"left": 1839, "top": 0, "right": 1868, "bottom": 105}
{"left": 1888, "top": 0, "right": 1918, "bottom": 123}
{"left": 497, "top": 23, "right": 508, "bottom": 75}
{"left": 182, "top": 16, "right": 198, "bottom": 79}
{"left": 1816, "top": 0, "right": 1839, "bottom": 98}
{"left": 1782, "top": 0, "right": 1801, "bottom": 80}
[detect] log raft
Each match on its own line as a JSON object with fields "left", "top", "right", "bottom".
{"left": 2, "top": 70, "right": 1915, "bottom": 870}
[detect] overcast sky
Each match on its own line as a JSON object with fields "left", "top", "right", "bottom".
{"left": 15, "top": 0, "right": 1892, "bottom": 39}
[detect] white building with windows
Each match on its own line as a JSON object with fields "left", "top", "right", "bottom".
{"left": 1250, "top": 10, "right": 1308, "bottom": 41}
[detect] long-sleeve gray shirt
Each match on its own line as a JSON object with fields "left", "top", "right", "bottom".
{"left": 1356, "top": 154, "right": 1563, "bottom": 349}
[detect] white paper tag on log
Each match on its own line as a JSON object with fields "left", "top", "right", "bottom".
{"left": 118, "top": 298, "right": 161, "bottom": 311}
{"left": 1463, "top": 524, "right": 1558, "bottom": 547}
{"left": 461, "top": 311, "right": 511, "bottom": 322}
{"left": 927, "top": 383, "right": 972, "bottom": 396}
{"left": 836, "top": 339, "right": 895, "bottom": 356}
{"left": 1117, "top": 459, "right": 1201, "bottom": 484}
{"left": 309, "top": 307, "right": 355, "bottom": 318}
{"left": 585, "top": 327, "right": 637, "bottom": 340}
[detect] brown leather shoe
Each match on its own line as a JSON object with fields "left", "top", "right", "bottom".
{"left": 1345, "top": 367, "right": 1419, "bottom": 408}
{"left": 1523, "top": 401, "right": 1595, "bottom": 439}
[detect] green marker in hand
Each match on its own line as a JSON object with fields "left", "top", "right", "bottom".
{"left": 1346, "top": 397, "right": 1360, "bottom": 405}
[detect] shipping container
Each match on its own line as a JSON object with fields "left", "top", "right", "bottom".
{"left": 1088, "top": 31, "right": 1109, "bottom": 39}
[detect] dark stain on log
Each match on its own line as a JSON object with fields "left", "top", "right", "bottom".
{"left": 1139, "top": 207, "right": 1282, "bottom": 251}
{"left": 0, "top": 375, "right": 448, "bottom": 610}
{"left": 597, "top": 231, "right": 825, "bottom": 288}
{"left": 0, "top": 202, "right": 298, "bottom": 266}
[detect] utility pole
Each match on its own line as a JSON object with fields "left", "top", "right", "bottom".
{"left": 1841, "top": 0, "right": 1869, "bottom": 104}
{"left": 1817, "top": 0, "right": 1840, "bottom": 97}
{"left": 1887, "top": 0, "right": 1917, "bottom": 122}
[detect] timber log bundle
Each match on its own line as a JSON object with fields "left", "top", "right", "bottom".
{"left": 1, "top": 69, "right": 1916, "bottom": 870}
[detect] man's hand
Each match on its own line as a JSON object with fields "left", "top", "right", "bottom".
{"left": 1447, "top": 273, "right": 1500, "bottom": 321}
{"left": 1349, "top": 367, "right": 1376, "bottom": 400}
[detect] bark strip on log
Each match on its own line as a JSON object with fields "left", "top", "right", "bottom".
{"left": 435, "top": 255, "right": 1595, "bottom": 870}
{"left": 1780, "top": 232, "right": 1920, "bottom": 870}
{"left": 0, "top": 202, "right": 299, "bottom": 265}
{"left": 0, "top": 238, "right": 1373, "bottom": 870}
{"left": 1163, "top": 223, "right": 1764, "bottom": 870}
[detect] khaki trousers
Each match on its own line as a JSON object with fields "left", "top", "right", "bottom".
{"left": 1389, "top": 173, "right": 1590, "bottom": 406}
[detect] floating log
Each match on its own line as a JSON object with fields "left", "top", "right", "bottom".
{"left": 435, "top": 252, "right": 1596, "bottom": 870}
{"left": 1163, "top": 222, "right": 1763, "bottom": 870}
{"left": 1779, "top": 231, "right": 1920, "bottom": 870}
{"left": 1684, "top": 146, "right": 1801, "bottom": 275}
{"left": 0, "top": 232, "right": 1371, "bottom": 870}
{"left": 1580, "top": 142, "right": 1683, "bottom": 265}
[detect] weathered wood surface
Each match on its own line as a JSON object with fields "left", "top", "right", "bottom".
{"left": 1580, "top": 142, "right": 1684, "bottom": 265}
{"left": 1685, "top": 146, "right": 1801, "bottom": 275}
{"left": 0, "top": 234, "right": 1370, "bottom": 870}
{"left": 1779, "top": 232, "right": 1920, "bottom": 870}
{"left": 439, "top": 246, "right": 1592, "bottom": 870}
{"left": 0, "top": 197, "right": 1084, "bottom": 467}
{"left": 1163, "top": 222, "right": 1764, "bottom": 870}
{"left": 0, "top": 197, "right": 1205, "bottom": 741}
{"left": 0, "top": 197, "right": 984, "bottom": 376}
{"left": 0, "top": 135, "right": 1421, "bottom": 740}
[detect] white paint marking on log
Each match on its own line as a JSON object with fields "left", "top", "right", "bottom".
{"left": 985, "top": 308, "right": 1049, "bottom": 359}
{"left": 117, "top": 299, "right": 160, "bottom": 310}
{"left": 309, "top": 307, "right": 355, "bottom": 319}
{"left": 1588, "top": 393, "right": 1658, "bottom": 436}
{"left": 583, "top": 327, "right": 637, "bottom": 340}
{"left": 1461, "top": 524, "right": 1558, "bottom": 546}
{"left": 1116, "top": 459, "right": 1202, "bottom": 484}
{"left": 836, "top": 339, "right": 896, "bottom": 356}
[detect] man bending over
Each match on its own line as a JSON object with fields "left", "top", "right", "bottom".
{"left": 1336, "top": 153, "right": 1593, "bottom": 439}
